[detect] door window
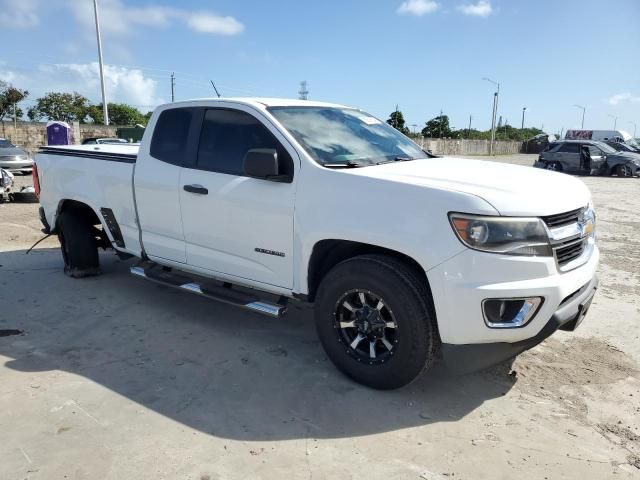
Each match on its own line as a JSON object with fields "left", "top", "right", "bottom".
{"left": 196, "top": 109, "right": 293, "bottom": 177}
{"left": 558, "top": 143, "right": 580, "bottom": 153}
{"left": 588, "top": 146, "right": 602, "bottom": 157}
{"left": 150, "top": 108, "right": 195, "bottom": 166}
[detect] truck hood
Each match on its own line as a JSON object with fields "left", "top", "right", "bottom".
{"left": 349, "top": 157, "right": 591, "bottom": 216}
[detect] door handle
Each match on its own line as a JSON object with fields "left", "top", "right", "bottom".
{"left": 183, "top": 184, "right": 208, "bottom": 195}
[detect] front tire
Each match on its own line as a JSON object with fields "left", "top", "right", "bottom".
{"left": 57, "top": 211, "right": 101, "bottom": 278}
{"left": 314, "top": 254, "right": 439, "bottom": 389}
{"left": 614, "top": 164, "right": 633, "bottom": 177}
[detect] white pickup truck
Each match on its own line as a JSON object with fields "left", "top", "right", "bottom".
{"left": 34, "top": 98, "right": 599, "bottom": 389}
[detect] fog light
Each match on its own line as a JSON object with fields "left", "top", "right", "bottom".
{"left": 482, "top": 297, "right": 543, "bottom": 328}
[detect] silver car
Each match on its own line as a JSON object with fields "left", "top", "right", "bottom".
{"left": 534, "top": 140, "right": 640, "bottom": 177}
{"left": 0, "top": 138, "right": 33, "bottom": 174}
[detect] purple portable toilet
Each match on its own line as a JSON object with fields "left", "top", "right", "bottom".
{"left": 46, "top": 121, "right": 72, "bottom": 145}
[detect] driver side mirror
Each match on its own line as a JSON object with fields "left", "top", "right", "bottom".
{"left": 243, "top": 148, "right": 291, "bottom": 182}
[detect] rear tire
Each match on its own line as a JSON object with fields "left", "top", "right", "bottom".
{"left": 57, "top": 211, "right": 101, "bottom": 278}
{"left": 314, "top": 254, "right": 439, "bottom": 389}
{"left": 545, "top": 161, "right": 562, "bottom": 172}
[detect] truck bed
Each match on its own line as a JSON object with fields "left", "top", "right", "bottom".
{"left": 36, "top": 144, "right": 142, "bottom": 255}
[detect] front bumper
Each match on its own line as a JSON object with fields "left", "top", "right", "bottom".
{"left": 440, "top": 274, "right": 598, "bottom": 373}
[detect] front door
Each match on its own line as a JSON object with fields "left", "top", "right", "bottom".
{"left": 179, "top": 107, "right": 297, "bottom": 289}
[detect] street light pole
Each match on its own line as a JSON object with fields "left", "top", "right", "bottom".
{"left": 483, "top": 77, "right": 500, "bottom": 156}
{"left": 93, "top": 0, "right": 109, "bottom": 125}
{"left": 608, "top": 114, "right": 617, "bottom": 130}
{"left": 574, "top": 104, "right": 585, "bottom": 129}
{"left": 630, "top": 121, "right": 637, "bottom": 138}
{"left": 521, "top": 107, "right": 526, "bottom": 130}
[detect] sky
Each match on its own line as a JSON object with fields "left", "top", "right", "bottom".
{"left": 0, "top": 0, "right": 638, "bottom": 136}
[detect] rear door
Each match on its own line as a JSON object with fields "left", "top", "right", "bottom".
{"left": 556, "top": 143, "right": 580, "bottom": 171}
{"left": 134, "top": 107, "right": 201, "bottom": 263}
{"left": 178, "top": 106, "right": 297, "bottom": 288}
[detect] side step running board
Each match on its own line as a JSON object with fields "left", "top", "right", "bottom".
{"left": 130, "top": 263, "right": 287, "bottom": 318}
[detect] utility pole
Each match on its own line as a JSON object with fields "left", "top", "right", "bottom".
{"left": 298, "top": 81, "right": 309, "bottom": 100}
{"left": 394, "top": 104, "right": 399, "bottom": 128}
{"left": 439, "top": 109, "right": 443, "bottom": 138}
{"left": 629, "top": 121, "right": 637, "bottom": 138}
{"left": 93, "top": 0, "right": 109, "bottom": 125}
{"left": 608, "top": 114, "right": 617, "bottom": 130}
{"left": 483, "top": 77, "right": 500, "bottom": 155}
{"left": 521, "top": 107, "right": 526, "bottom": 130}
{"left": 574, "top": 104, "right": 585, "bottom": 129}
{"left": 171, "top": 73, "right": 175, "bottom": 102}
{"left": 210, "top": 80, "right": 221, "bottom": 98}
{"left": 468, "top": 114, "right": 472, "bottom": 138}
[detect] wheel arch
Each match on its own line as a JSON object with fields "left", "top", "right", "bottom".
{"left": 306, "top": 239, "right": 430, "bottom": 303}
{"left": 54, "top": 199, "right": 101, "bottom": 232}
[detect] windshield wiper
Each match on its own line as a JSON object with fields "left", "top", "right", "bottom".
{"left": 323, "top": 160, "right": 366, "bottom": 168}
{"left": 376, "top": 156, "right": 416, "bottom": 165}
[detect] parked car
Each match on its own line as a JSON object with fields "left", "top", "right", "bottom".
{"left": 82, "top": 137, "right": 129, "bottom": 145}
{"left": 0, "top": 138, "right": 33, "bottom": 174}
{"left": 603, "top": 140, "right": 640, "bottom": 154}
{"left": 534, "top": 140, "right": 639, "bottom": 177}
{"left": 34, "top": 98, "right": 599, "bottom": 389}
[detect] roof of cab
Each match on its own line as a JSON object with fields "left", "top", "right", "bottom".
{"left": 168, "top": 97, "right": 352, "bottom": 110}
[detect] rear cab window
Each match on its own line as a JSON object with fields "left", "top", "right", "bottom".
{"left": 150, "top": 108, "right": 196, "bottom": 166}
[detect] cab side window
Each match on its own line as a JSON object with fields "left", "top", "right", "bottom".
{"left": 196, "top": 109, "right": 293, "bottom": 177}
{"left": 150, "top": 108, "right": 194, "bottom": 166}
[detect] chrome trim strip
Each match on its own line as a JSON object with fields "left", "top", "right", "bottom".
{"left": 130, "top": 266, "right": 146, "bottom": 277}
{"left": 245, "top": 301, "right": 285, "bottom": 318}
{"left": 482, "top": 297, "right": 543, "bottom": 329}
{"left": 180, "top": 282, "right": 203, "bottom": 294}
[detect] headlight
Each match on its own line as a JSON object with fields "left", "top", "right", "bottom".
{"left": 449, "top": 213, "right": 552, "bottom": 256}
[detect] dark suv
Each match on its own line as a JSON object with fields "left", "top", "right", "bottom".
{"left": 534, "top": 140, "right": 640, "bottom": 177}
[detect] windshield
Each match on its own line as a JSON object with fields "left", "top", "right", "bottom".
{"left": 0, "top": 139, "right": 15, "bottom": 149}
{"left": 268, "top": 106, "right": 427, "bottom": 166}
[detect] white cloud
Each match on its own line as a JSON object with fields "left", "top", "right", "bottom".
{"left": 0, "top": 63, "right": 165, "bottom": 109}
{"left": 183, "top": 12, "right": 244, "bottom": 35}
{"left": 397, "top": 0, "right": 439, "bottom": 16}
{"left": 608, "top": 92, "right": 640, "bottom": 106}
{"left": 0, "top": 0, "right": 40, "bottom": 28}
{"left": 457, "top": 1, "right": 493, "bottom": 17}
{"left": 67, "top": 0, "right": 243, "bottom": 36}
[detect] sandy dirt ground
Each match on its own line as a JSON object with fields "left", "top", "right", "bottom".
{"left": 1, "top": 157, "right": 639, "bottom": 480}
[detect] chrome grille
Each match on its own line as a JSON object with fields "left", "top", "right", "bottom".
{"left": 542, "top": 207, "right": 588, "bottom": 270}
{"left": 541, "top": 208, "right": 582, "bottom": 228}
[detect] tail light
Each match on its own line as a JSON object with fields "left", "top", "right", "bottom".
{"left": 32, "top": 163, "right": 41, "bottom": 198}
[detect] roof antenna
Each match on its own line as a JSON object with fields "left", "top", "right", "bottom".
{"left": 210, "top": 80, "right": 221, "bottom": 98}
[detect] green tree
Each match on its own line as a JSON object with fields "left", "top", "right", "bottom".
{"left": 386, "top": 109, "right": 410, "bottom": 135}
{"left": 27, "top": 92, "right": 91, "bottom": 123}
{"left": 421, "top": 115, "right": 452, "bottom": 138}
{"left": 86, "top": 103, "right": 147, "bottom": 125}
{"left": 0, "top": 81, "right": 29, "bottom": 122}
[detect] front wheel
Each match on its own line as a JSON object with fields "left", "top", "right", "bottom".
{"left": 615, "top": 163, "right": 633, "bottom": 177}
{"left": 314, "top": 254, "right": 439, "bottom": 389}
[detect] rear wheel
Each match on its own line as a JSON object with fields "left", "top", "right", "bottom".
{"left": 545, "top": 161, "right": 562, "bottom": 172}
{"left": 314, "top": 254, "right": 438, "bottom": 389}
{"left": 57, "top": 211, "right": 101, "bottom": 278}
{"left": 615, "top": 164, "right": 633, "bottom": 177}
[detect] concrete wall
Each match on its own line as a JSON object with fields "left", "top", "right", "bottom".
{"left": 0, "top": 121, "right": 119, "bottom": 155}
{"left": 419, "top": 138, "right": 524, "bottom": 156}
